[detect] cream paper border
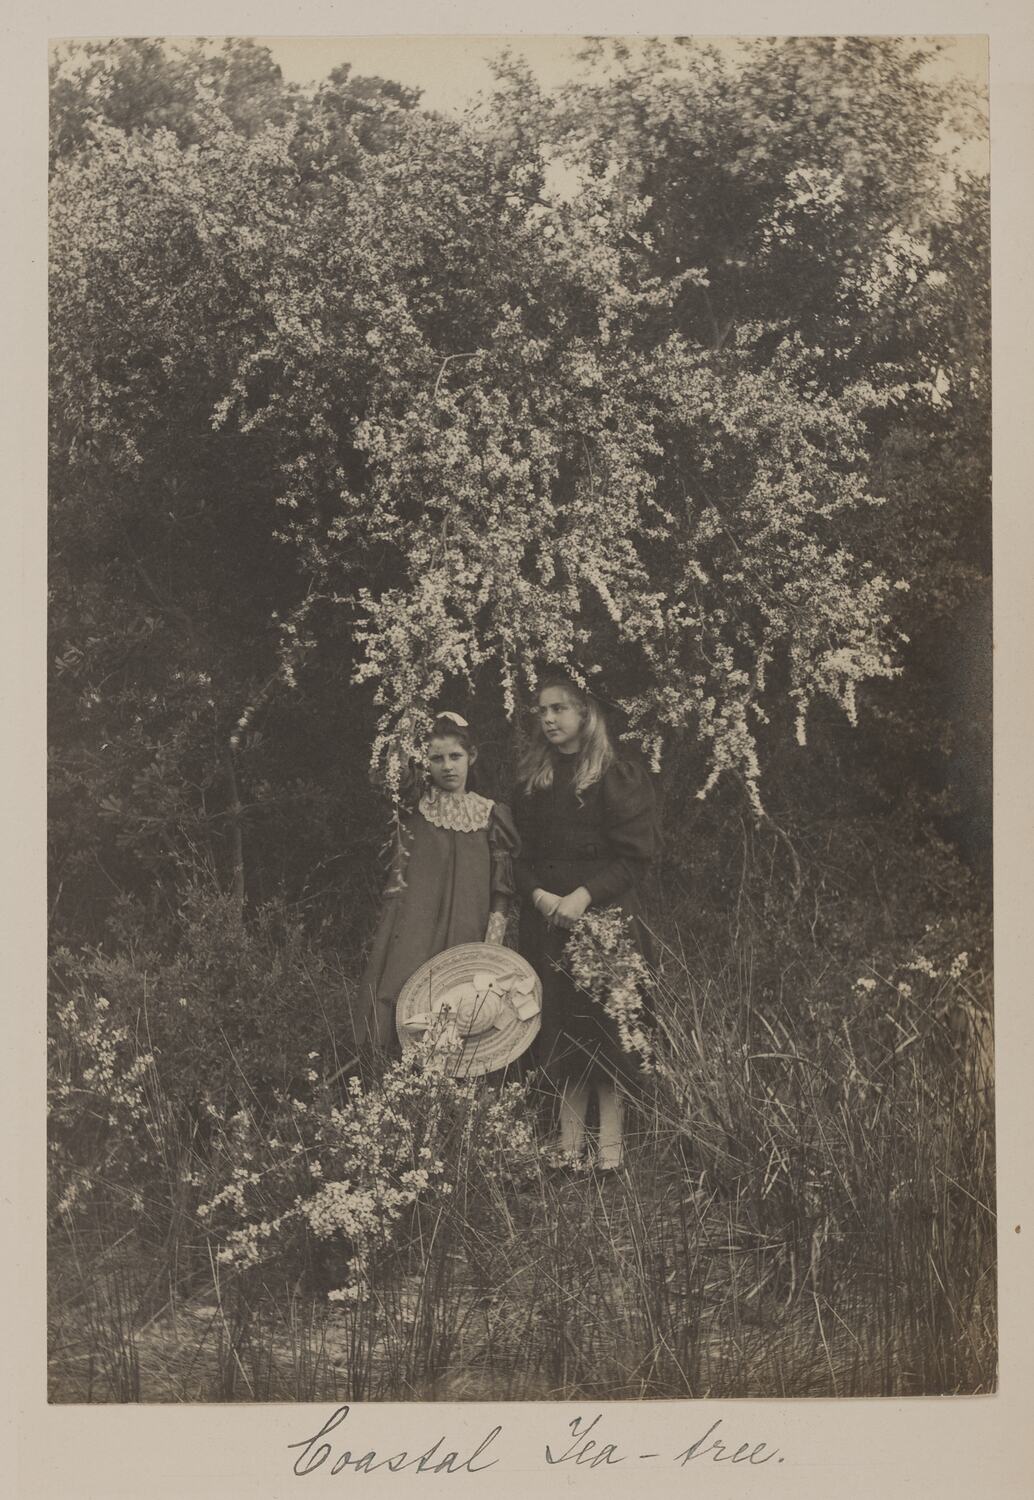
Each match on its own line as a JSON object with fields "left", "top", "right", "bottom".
{"left": 5, "top": 4, "right": 1031, "bottom": 1496}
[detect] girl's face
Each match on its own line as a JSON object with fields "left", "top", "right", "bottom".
{"left": 426, "top": 735, "right": 474, "bottom": 793}
{"left": 536, "top": 686, "right": 585, "bottom": 754}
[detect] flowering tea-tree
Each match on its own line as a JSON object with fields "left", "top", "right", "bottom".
{"left": 49, "top": 38, "right": 987, "bottom": 907}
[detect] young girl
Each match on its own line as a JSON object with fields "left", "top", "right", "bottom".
{"left": 513, "top": 675, "right": 656, "bottom": 1170}
{"left": 356, "top": 713, "right": 520, "bottom": 1055}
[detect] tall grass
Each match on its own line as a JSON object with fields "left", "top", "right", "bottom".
{"left": 47, "top": 898, "right": 995, "bottom": 1401}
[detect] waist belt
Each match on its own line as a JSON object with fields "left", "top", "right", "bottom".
{"left": 536, "top": 844, "right": 603, "bottom": 861}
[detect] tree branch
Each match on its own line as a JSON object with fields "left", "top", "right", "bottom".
{"left": 432, "top": 351, "right": 481, "bottom": 400}
{"left": 734, "top": 771, "right": 803, "bottom": 902}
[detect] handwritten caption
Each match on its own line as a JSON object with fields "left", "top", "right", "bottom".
{"left": 287, "top": 1407, "right": 785, "bottom": 1477}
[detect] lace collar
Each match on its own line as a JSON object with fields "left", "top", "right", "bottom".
{"left": 418, "top": 788, "right": 494, "bottom": 832}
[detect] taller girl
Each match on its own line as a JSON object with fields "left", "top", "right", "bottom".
{"left": 513, "top": 674, "right": 657, "bottom": 1170}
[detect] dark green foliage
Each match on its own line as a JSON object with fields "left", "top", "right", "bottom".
{"left": 50, "top": 884, "right": 356, "bottom": 1122}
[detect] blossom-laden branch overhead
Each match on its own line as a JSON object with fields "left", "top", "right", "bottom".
{"left": 50, "top": 37, "right": 986, "bottom": 811}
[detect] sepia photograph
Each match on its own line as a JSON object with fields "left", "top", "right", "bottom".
{"left": 45, "top": 32, "right": 994, "bottom": 1405}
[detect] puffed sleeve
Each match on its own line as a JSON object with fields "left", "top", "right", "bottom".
{"left": 582, "top": 759, "right": 657, "bottom": 909}
{"left": 487, "top": 801, "right": 520, "bottom": 914}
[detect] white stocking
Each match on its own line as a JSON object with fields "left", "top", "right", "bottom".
{"left": 558, "top": 1080, "right": 591, "bottom": 1159}
{"left": 597, "top": 1081, "right": 625, "bottom": 1169}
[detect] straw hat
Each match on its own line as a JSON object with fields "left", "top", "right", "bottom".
{"left": 395, "top": 942, "right": 542, "bottom": 1077}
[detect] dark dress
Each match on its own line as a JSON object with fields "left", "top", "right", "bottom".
{"left": 356, "top": 795, "right": 519, "bottom": 1052}
{"left": 513, "top": 753, "right": 657, "bottom": 1086}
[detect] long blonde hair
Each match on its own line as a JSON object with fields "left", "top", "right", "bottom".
{"left": 517, "top": 674, "right": 615, "bottom": 798}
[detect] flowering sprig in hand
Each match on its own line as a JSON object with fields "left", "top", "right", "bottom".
{"left": 562, "top": 907, "right": 656, "bottom": 1068}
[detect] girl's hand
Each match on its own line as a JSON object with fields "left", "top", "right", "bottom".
{"left": 532, "top": 888, "right": 561, "bottom": 921}
{"left": 484, "top": 911, "right": 507, "bottom": 945}
{"left": 551, "top": 887, "right": 592, "bottom": 930}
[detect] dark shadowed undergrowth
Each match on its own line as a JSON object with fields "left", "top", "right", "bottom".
{"left": 48, "top": 887, "right": 995, "bottom": 1402}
